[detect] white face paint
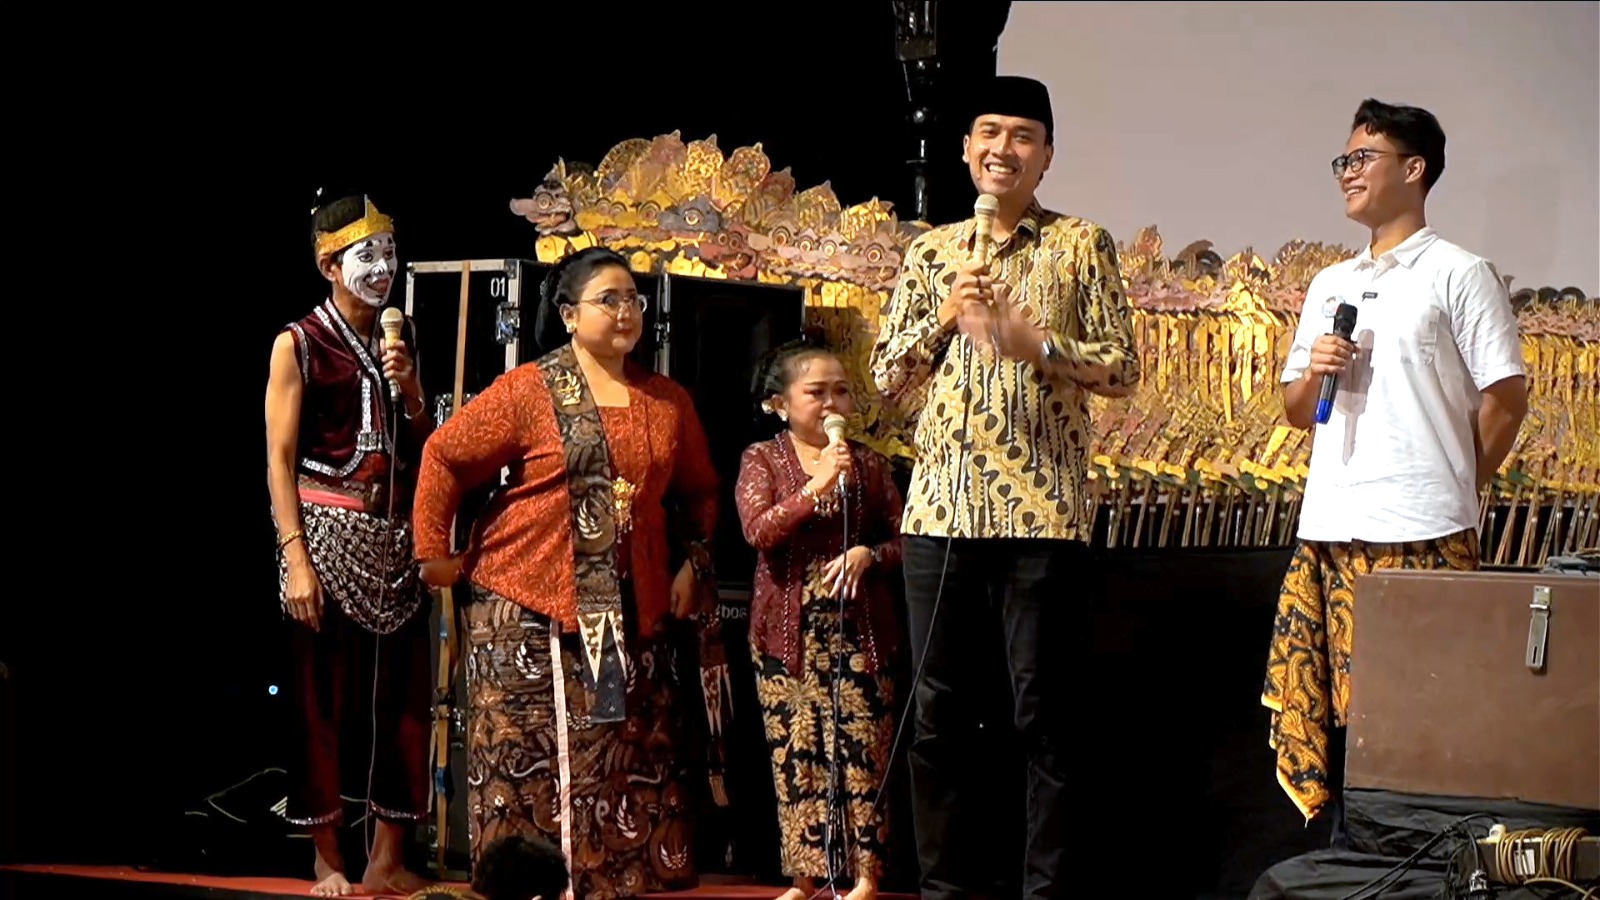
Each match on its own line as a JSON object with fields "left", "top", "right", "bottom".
{"left": 339, "top": 232, "right": 396, "bottom": 307}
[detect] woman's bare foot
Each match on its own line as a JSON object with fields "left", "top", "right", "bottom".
{"left": 844, "top": 877, "right": 878, "bottom": 900}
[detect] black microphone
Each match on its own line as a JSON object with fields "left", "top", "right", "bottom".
{"left": 1314, "top": 301, "right": 1360, "bottom": 425}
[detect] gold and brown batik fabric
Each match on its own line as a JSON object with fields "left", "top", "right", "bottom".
{"left": 868, "top": 203, "right": 1140, "bottom": 542}
{"left": 1261, "top": 529, "right": 1480, "bottom": 820}
{"left": 465, "top": 588, "right": 696, "bottom": 900}
{"left": 752, "top": 563, "right": 896, "bottom": 882}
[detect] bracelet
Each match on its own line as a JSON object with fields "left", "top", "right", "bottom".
{"left": 799, "top": 484, "right": 840, "bottom": 517}
{"left": 686, "top": 540, "right": 715, "bottom": 584}
{"left": 277, "top": 529, "right": 304, "bottom": 550}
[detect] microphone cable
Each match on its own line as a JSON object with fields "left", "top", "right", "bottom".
{"left": 360, "top": 322, "right": 406, "bottom": 867}
{"left": 808, "top": 332, "right": 965, "bottom": 899}
{"left": 818, "top": 465, "right": 849, "bottom": 900}
{"left": 821, "top": 230, "right": 1015, "bottom": 894}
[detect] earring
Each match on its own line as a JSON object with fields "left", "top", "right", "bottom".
{"left": 778, "top": 411, "right": 788, "bottom": 422}
{"left": 564, "top": 321, "right": 576, "bottom": 334}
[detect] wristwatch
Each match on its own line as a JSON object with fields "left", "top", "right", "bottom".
{"left": 1039, "top": 334, "right": 1061, "bottom": 367}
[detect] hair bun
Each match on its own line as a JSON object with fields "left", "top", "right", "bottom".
{"left": 539, "top": 262, "right": 562, "bottom": 305}
{"left": 749, "top": 330, "right": 836, "bottom": 417}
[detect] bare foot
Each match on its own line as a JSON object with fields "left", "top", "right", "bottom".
{"left": 360, "top": 862, "right": 429, "bottom": 896}
{"left": 361, "top": 817, "right": 431, "bottom": 895}
{"left": 844, "top": 879, "right": 877, "bottom": 900}
{"left": 310, "top": 869, "right": 354, "bottom": 897}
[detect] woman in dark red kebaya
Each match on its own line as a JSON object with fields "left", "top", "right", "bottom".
{"left": 735, "top": 338, "right": 904, "bottom": 900}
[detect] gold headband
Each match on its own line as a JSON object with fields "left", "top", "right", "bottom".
{"left": 314, "top": 196, "right": 395, "bottom": 260}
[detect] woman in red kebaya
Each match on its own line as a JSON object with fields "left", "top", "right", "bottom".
{"left": 411, "top": 247, "right": 722, "bottom": 900}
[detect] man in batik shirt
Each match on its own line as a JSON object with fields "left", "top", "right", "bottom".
{"left": 870, "top": 76, "right": 1140, "bottom": 900}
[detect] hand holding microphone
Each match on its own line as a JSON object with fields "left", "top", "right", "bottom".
{"left": 939, "top": 193, "right": 1002, "bottom": 329}
{"left": 823, "top": 413, "right": 850, "bottom": 494}
{"left": 1311, "top": 302, "right": 1359, "bottom": 424}
{"left": 378, "top": 307, "right": 413, "bottom": 404}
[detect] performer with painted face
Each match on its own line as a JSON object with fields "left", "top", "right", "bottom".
{"left": 412, "top": 247, "right": 723, "bottom": 900}
{"left": 265, "top": 191, "right": 435, "bottom": 896}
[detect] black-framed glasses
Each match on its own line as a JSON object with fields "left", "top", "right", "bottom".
{"left": 1331, "top": 148, "right": 1406, "bottom": 177}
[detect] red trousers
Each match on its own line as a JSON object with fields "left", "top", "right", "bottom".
{"left": 283, "top": 596, "right": 432, "bottom": 827}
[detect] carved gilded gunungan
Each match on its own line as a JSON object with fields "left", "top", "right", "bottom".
{"left": 513, "top": 132, "right": 1598, "bottom": 561}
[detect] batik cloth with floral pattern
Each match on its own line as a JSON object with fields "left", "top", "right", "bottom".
{"left": 465, "top": 587, "right": 699, "bottom": 900}
{"left": 1261, "top": 529, "right": 1479, "bottom": 820}
{"left": 752, "top": 560, "right": 896, "bottom": 881}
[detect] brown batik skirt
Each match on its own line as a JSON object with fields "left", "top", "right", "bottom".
{"left": 1261, "top": 528, "right": 1479, "bottom": 821}
{"left": 751, "top": 575, "right": 896, "bottom": 882}
{"left": 464, "top": 586, "right": 697, "bottom": 900}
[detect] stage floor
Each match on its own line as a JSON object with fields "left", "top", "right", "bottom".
{"left": 1, "top": 864, "right": 916, "bottom": 899}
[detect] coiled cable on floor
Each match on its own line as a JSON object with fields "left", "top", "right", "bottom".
{"left": 1492, "top": 826, "right": 1595, "bottom": 898}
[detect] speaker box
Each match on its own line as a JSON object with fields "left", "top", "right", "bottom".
{"left": 1347, "top": 569, "right": 1599, "bottom": 810}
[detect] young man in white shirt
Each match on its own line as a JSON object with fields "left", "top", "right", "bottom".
{"left": 1260, "top": 98, "right": 1528, "bottom": 835}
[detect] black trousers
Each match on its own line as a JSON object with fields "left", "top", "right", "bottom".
{"left": 902, "top": 535, "right": 1084, "bottom": 900}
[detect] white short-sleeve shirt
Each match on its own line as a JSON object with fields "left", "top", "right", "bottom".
{"left": 1284, "top": 227, "right": 1526, "bottom": 544}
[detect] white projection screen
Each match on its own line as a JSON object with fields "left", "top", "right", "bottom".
{"left": 997, "top": 1, "right": 1599, "bottom": 292}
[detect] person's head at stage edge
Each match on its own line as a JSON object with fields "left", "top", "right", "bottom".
{"left": 963, "top": 75, "right": 1054, "bottom": 224}
{"left": 532, "top": 246, "right": 645, "bottom": 362}
{"left": 312, "top": 190, "right": 398, "bottom": 310}
{"left": 471, "top": 834, "right": 569, "bottom": 900}
{"left": 1336, "top": 98, "right": 1446, "bottom": 234}
{"left": 403, "top": 834, "right": 570, "bottom": 900}
{"left": 753, "top": 334, "right": 852, "bottom": 449}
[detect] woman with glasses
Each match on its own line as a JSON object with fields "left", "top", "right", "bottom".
{"left": 412, "top": 246, "right": 723, "bottom": 900}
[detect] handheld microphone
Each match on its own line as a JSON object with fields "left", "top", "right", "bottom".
{"left": 972, "top": 193, "right": 999, "bottom": 267}
{"left": 1314, "top": 301, "right": 1359, "bottom": 425}
{"left": 379, "top": 307, "right": 405, "bottom": 403}
{"left": 823, "top": 413, "right": 848, "bottom": 493}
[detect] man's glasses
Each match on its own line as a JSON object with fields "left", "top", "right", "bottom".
{"left": 1331, "top": 148, "right": 1407, "bottom": 178}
